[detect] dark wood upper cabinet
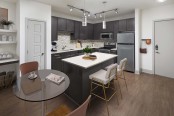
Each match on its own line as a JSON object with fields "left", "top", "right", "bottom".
{"left": 80, "top": 25, "right": 88, "bottom": 40}
{"left": 58, "top": 17, "right": 67, "bottom": 31}
{"left": 51, "top": 16, "right": 58, "bottom": 41}
{"left": 94, "top": 23, "right": 102, "bottom": 39}
{"left": 103, "top": 21, "right": 114, "bottom": 33}
{"left": 87, "top": 23, "right": 94, "bottom": 39}
{"left": 73, "top": 21, "right": 80, "bottom": 40}
{"left": 67, "top": 19, "right": 74, "bottom": 32}
{"left": 126, "top": 18, "right": 135, "bottom": 31}
{"left": 51, "top": 16, "right": 135, "bottom": 41}
{"left": 114, "top": 21, "right": 119, "bottom": 40}
{"left": 118, "top": 19, "right": 127, "bottom": 32}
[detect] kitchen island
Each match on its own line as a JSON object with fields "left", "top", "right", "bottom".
{"left": 62, "top": 52, "right": 117, "bottom": 104}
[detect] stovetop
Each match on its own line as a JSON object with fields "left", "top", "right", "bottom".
{"left": 99, "top": 46, "right": 115, "bottom": 50}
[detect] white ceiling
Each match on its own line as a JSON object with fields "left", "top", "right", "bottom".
{"left": 35, "top": 0, "right": 174, "bottom": 20}
{"left": 5, "top": 0, "right": 174, "bottom": 20}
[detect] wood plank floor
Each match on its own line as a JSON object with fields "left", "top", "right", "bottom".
{"left": 1, "top": 72, "right": 174, "bottom": 116}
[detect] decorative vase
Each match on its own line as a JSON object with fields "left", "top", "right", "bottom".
{"left": 85, "top": 53, "right": 90, "bottom": 57}
{"left": 3, "top": 25, "right": 9, "bottom": 30}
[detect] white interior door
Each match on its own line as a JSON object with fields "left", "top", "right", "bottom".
{"left": 26, "top": 19, "right": 45, "bottom": 69}
{"left": 154, "top": 19, "right": 174, "bottom": 78}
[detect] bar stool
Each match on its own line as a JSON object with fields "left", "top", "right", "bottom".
{"left": 117, "top": 58, "right": 128, "bottom": 90}
{"left": 105, "top": 58, "right": 128, "bottom": 91}
{"left": 89, "top": 64, "right": 119, "bottom": 116}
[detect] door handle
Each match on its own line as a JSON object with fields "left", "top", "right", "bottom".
{"left": 41, "top": 53, "right": 44, "bottom": 56}
{"left": 155, "top": 45, "right": 158, "bottom": 50}
{"left": 156, "top": 51, "right": 160, "bottom": 54}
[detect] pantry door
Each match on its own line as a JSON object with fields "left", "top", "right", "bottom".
{"left": 154, "top": 19, "right": 174, "bottom": 78}
{"left": 26, "top": 19, "right": 45, "bottom": 69}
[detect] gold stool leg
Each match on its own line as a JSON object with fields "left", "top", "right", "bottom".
{"left": 117, "top": 79, "right": 123, "bottom": 99}
{"left": 102, "top": 84, "right": 109, "bottom": 116}
{"left": 113, "top": 80, "right": 119, "bottom": 105}
{"left": 123, "top": 72, "right": 128, "bottom": 90}
{"left": 89, "top": 80, "right": 93, "bottom": 107}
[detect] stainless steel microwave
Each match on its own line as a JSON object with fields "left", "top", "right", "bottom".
{"left": 100, "top": 33, "right": 113, "bottom": 39}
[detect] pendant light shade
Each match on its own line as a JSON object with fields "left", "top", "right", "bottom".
{"left": 82, "top": 16, "right": 87, "bottom": 26}
{"left": 103, "top": 12, "right": 106, "bottom": 29}
{"left": 103, "top": 20, "right": 106, "bottom": 29}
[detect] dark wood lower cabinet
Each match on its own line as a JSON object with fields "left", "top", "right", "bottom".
{"left": 51, "top": 54, "right": 62, "bottom": 71}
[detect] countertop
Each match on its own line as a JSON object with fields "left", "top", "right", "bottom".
{"left": 51, "top": 47, "right": 101, "bottom": 54}
{"left": 0, "top": 58, "right": 19, "bottom": 65}
{"left": 62, "top": 52, "right": 117, "bottom": 69}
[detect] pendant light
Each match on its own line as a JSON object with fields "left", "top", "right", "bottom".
{"left": 103, "top": 12, "right": 106, "bottom": 29}
{"left": 82, "top": 0, "right": 87, "bottom": 26}
{"left": 102, "top": 2, "right": 107, "bottom": 29}
{"left": 82, "top": 15, "right": 87, "bottom": 26}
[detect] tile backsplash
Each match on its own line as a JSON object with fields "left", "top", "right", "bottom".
{"left": 54, "top": 34, "right": 105, "bottom": 50}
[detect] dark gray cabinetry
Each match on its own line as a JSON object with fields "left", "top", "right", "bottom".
{"left": 67, "top": 19, "right": 74, "bottom": 32}
{"left": 126, "top": 18, "right": 135, "bottom": 31}
{"left": 73, "top": 21, "right": 80, "bottom": 40}
{"left": 58, "top": 17, "right": 67, "bottom": 31}
{"left": 63, "top": 58, "right": 115, "bottom": 104}
{"left": 51, "top": 54, "right": 62, "bottom": 71}
{"left": 93, "top": 23, "right": 102, "bottom": 39}
{"left": 80, "top": 25, "right": 88, "bottom": 39}
{"left": 110, "top": 50, "right": 117, "bottom": 63}
{"left": 51, "top": 16, "right": 58, "bottom": 41}
{"left": 104, "top": 21, "right": 114, "bottom": 33}
{"left": 87, "top": 23, "right": 94, "bottom": 39}
{"left": 114, "top": 21, "right": 119, "bottom": 40}
{"left": 118, "top": 19, "right": 127, "bottom": 32}
{"left": 51, "top": 16, "right": 135, "bottom": 41}
{"left": 118, "top": 18, "right": 135, "bottom": 32}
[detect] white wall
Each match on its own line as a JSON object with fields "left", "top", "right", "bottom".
{"left": 135, "top": 9, "right": 141, "bottom": 74}
{"left": 141, "top": 4, "right": 174, "bottom": 73}
{"left": 18, "top": 0, "right": 51, "bottom": 69}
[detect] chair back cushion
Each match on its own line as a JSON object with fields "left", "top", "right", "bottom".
{"left": 105, "top": 64, "right": 117, "bottom": 79}
{"left": 20, "top": 61, "right": 38, "bottom": 76}
{"left": 118, "top": 58, "right": 127, "bottom": 70}
{"left": 67, "top": 95, "right": 91, "bottom": 116}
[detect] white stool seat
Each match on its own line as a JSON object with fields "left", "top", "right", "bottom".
{"left": 89, "top": 69, "right": 110, "bottom": 85}
{"left": 105, "top": 63, "right": 123, "bottom": 76}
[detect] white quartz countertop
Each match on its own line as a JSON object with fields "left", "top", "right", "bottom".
{"left": 0, "top": 58, "right": 19, "bottom": 65}
{"left": 51, "top": 47, "right": 101, "bottom": 54}
{"left": 62, "top": 52, "right": 117, "bottom": 69}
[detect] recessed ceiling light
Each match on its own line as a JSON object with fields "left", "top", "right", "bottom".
{"left": 157, "top": 0, "right": 167, "bottom": 3}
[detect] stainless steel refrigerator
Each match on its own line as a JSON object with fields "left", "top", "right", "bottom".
{"left": 117, "top": 33, "right": 135, "bottom": 72}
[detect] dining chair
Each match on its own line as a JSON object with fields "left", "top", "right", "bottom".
{"left": 47, "top": 95, "right": 91, "bottom": 116}
{"left": 20, "top": 61, "right": 39, "bottom": 76}
{"left": 89, "top": 64, "right": 119, "bottom": 116}
{"left": 66, "top": 95, "right": 91, "bottom": 116}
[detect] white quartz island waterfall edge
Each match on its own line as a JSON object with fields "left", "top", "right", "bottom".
{"left": 62, "top": 52, "right": 117, "bottom": 69}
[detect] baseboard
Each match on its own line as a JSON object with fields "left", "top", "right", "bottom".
{"left": 141, "top": 68, "right": 154, "bottom": 74}
{"left": 135, "top": 70, "right": 140, "bottom": 74}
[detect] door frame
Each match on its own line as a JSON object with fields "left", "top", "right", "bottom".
{"left": 153, "top": 18, "right": 174, "bottom": 75}
{"left": 25, "top": 18, "right": 47, "bottom": 69}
